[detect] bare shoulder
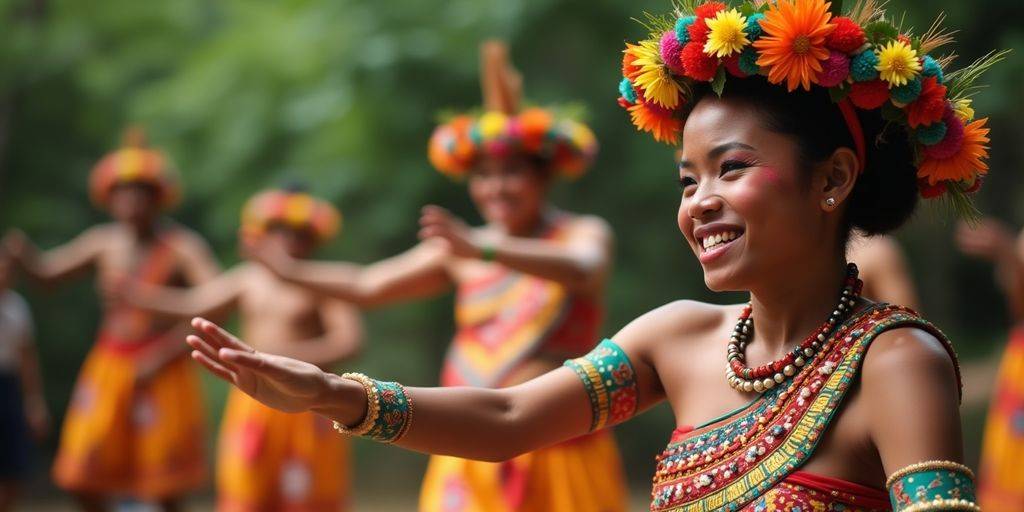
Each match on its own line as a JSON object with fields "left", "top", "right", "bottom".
{"left": 164, "top": 224, "right": 212, "bottom": 253}
{"left": 613, "top": 300, "right": 733, "bottom": 355}
{"left": 861, "top": 326, "right": 959, "bottom": 403}
{"left": 562, "top": 212, "right": 613, "bottom": 240}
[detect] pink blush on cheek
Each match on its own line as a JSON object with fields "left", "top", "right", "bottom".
{"left": 757, "top": 167, "right": 784, "bottom": 186}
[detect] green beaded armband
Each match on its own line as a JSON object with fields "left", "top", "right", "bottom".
{"left": 480, "top": 244, "right": 497, "bottom": 262}
{"left": 887, "top": 460, "right": 978, "bottom": 512}
{"left": 564, "top": 339, "right": 638, "bottom": 432}
{"left": 333, "top": 373, "right": 414, "bottom": 444}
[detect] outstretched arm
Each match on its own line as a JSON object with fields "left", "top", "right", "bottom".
{"left": 418, "top": 206, "right": 613, "bottom": 294}
{"left": 128, "top": 265, "right": 245, "bottom": 320}
{"left": 259, "top": 299, "right": 364, "bottom": 368}
{"left": 252, "top": 240, "right": 452, "bottom": 308}
{"left": 956, "top": 219, "right": 1024, "bottom": 322}
{"left": 186, "top": 316, "right": 663, "bottom": 461}
{"left": 3, "top": 227, "right": 108, "bottom": 287}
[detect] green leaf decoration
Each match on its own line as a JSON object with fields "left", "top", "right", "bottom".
{"left": 711, "top": 67, "right": 727, "bottom": 97}
{"left": 865, "top": 21, "right": 899, "bottom": 45}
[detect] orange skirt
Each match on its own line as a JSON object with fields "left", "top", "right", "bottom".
{"left": 419, "top": 431, "right": 628, "bottom": 512}
{"left": 979, "top": 327, "right": 1024, "bottom": 511}
{"left": 52, "top": 334, "right": 207, "bottom": 499}
{"left": 217, "top": 389, "right": 350, "bottom": 512}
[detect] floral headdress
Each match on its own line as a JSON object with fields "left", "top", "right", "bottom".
{"left": 89, "top": 127, "right": 181, "bottom": 210}
{"left": 428, "top": 41, "right": 599, "bottom": 179}
{"left": 618, "top": 0, "right": 1006, "bottom": 209}
{"left": 240, "top": 188, "right": 341, "bottom": 246}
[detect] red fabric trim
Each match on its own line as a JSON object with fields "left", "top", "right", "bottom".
{"left": 786, "top": 471, "right": 890, "bottom": 508}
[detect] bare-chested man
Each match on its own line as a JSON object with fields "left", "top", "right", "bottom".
{"left": 2, "top": 129, "right": 220, "bottom": 512}
{"left": 128, "top": 187, "right": 362, "bottom": 512}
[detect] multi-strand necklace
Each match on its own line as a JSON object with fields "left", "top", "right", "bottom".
{"left": 726, "top": 263, "right": 862, "bottom": 393}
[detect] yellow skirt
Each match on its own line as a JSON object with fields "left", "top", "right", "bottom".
{"left": 52, "top": 334, "right": 207, "bottom": 499}
{"left": 979, "top": 327, "right": 1024, "bottom": 511}
{"left": 217, "top": 389, "right": 350, "bottom": 512}
{"left": 419, "top": 431, "right": 628, "bottom": 512}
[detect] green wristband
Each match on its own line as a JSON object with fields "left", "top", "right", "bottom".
{"left": 480, "top": 245, "right": 497, "bottom": 262}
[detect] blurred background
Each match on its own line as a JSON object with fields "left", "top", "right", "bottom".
{"left": 2, "top": 0, "right": 1022, "bottom": 509}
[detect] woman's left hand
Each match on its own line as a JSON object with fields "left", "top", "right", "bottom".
{"left": 418, "top": 205, "right": 484, "bottom": 259}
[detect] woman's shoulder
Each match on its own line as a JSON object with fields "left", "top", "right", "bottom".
{"left": 612, "top": 300, "right": 742, "bottom": 351}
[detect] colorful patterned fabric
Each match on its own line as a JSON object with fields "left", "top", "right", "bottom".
{"left": 564, "top": 339, "right": 638, "bottom": 432}
{"left": 978, "top": 326, "right": 1024, "bottom": 511}
{"left": 440, "top": 219, "right": 603, "bottom": 388}
{"left": 239, "top": 189, "right": 341, "bottom": 246}
{"left": 52, "top": 333, "right": 207, "bottom": 499}
{"left": 650, "top": 304, "right": 962, "bottom": 512}
{"left": 419, "top": 431, "right": 627, "bottom": 512}
{"left": 888, "top": 462, "right": 977, "bottom": 511}
{"left": 746, "top": 471, "right": 889, "bottom": 511}
{"left": 366, "top": 378, "right": 413, "bottom": 444}
{"left": 217, "top": 389, "right": 350, "bottom": 512}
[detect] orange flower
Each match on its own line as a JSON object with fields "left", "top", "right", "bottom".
{"left": 753, "top": 0, "right": 836, "bottom": 91}
{"left": 918, "top": 117, "right": 990, "bottom": 185}
{"left": 628, "top": 102, "right": 682, "bottom": 144}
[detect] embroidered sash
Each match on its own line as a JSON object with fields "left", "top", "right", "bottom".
{"left": 650, "top": 304, "right": 962, "bottom": 512}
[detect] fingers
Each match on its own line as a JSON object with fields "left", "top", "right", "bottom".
{"left": 191, "top": 350, "right": 239, "bottom": 383}
{"left": 191, "top": 317, "right": 255, "bottom": 353}
{"left": 186, "top": 334, "right": 222, "bottom": 362}
{"left": 221, "top": 348, "right": 315, "bottom": 383}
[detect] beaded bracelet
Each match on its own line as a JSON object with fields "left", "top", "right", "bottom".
{"left": 886, "top": 460, "right": 978, "bottom": 512}
{"left": 332, "top": 373, "right": 414, "bottom": 444}
{"left": 564, "top": 339, "right": 638, "bottom": 432}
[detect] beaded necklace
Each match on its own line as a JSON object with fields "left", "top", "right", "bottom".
{"left": 726, "top": 263, "right": 863, "bottom": 393}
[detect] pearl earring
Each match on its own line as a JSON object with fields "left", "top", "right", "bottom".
{"left": 825, "top": 197, "right": 836, "bottom": 208}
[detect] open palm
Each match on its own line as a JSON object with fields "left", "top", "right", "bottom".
{"left": 187, "top": 318, "right": 327, "bottom": 413}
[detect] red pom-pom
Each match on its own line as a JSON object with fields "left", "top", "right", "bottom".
{"left": 918, "top": 178, "right": 947, "bottom": 198}
{"left": 825, "top": 17, "right": 866, "bottom": 53}
{"left": 723, "top": 54, "right": 746, "bottom": 77}
{"left": 906, "top": 76, "right": 947, "bottom": 128}
{"left": 688, "top": 17, "right": 710, "bottom": 44}
{"left": 680, "top": 42, "right": 719, "bottom": 81}
{"left": 848, "top": 79, "right": 890, "bottom": 109}
{"left": 694, "top": 1, "right": 727, "bottom": 19}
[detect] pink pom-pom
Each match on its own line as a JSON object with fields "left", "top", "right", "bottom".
{"left": 660, "top": 31, "right": 685, "bottom": 75}
{"left": 923, "top": 107, "right": 965, "bottom": 160}
{"left": 817, "top": 51, "right": 850, "bottom": 87}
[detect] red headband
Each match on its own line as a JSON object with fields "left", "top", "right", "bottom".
{"left": 837, "top": 99, "right": 866, "bottom": 175}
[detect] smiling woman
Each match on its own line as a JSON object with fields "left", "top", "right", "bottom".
{"left": 184, "top": 1, "right": 999, "bottom": 511}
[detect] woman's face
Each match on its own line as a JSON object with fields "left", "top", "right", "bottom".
{"left": 677, "top": 96, "right": 830, "bottom": 292}
{"left": 108, "top": 183, "right": 160, "bottom": 228}
{"left": 468, "top": 156, "right": 550, "bottom": 233}
{"left": 264, "top": 224, "right": 317, "bottom": 259}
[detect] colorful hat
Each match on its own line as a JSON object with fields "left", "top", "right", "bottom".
{"left": 617, "top": 0, "right": 1005, "bottom": 204}
{"left": 89, "top": 127, "right": 181, "bottom": 209}
{"left": 428, "top": 41, "right": 599, "bottom": 178}
{"left": 240, "top": 189, "right": 342, "bottom": 246}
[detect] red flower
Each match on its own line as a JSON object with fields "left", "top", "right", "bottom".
{"left": 688, "top": 17, "right": 711, "bottom": 44}
{"left": 848, "top": 79, "right": 890, "bottom": 109}
{"left": 681, "top": 41, "right": 719, "bottom": 81}
{"left": 617, "top": 97, "right": 633, "bottom": 108}
{"left": 906, "top": 76, "right": 947, "bottom": 128}
{"left": 723, "top": 53, "right": 747, "bottom": 77}
{"left": 917, "top": 178, "right": 947, "bottom": 198}
{"left": 694, "top": 1, "right": 727, "bottom": 19}
{"left": 610, "top": 387, "right": 638, "bottom": 424}
{"left": 826, "top": 16, "right": 865, "bottom": 53}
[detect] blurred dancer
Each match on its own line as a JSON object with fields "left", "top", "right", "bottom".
{"left": 957, "top": 218, "right": 1024, "bottom": 511}
{"left": 3, "top": 129, "right": 220, "bottom": 512}
{"left": 253, "top": 42, "right": 628, "bottom": 512}
{"left": 0, "top": 252, "right": 49, "bottom": 512}
{"left": 128, "top": 186, "right": 362, "bottom": 512}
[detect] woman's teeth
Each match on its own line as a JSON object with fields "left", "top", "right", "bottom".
{"left": 702, "top": 231, "right": 740, "bottom": 250}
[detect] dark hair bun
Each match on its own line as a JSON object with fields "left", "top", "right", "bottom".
{"left": 691, "top": 77, "right": 918, "bottom": 236}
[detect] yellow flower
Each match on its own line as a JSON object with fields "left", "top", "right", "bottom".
{"left": 875, "top": 40, "right": 922, "bottom": 87}
{"left": 628, "top": 39, "right": 683, "bottom": 109}
{"left": 705, "top": 9, "right": 750, "bottom": 58}
{"left": 954, "top": 98, "right": 975, "bottom": 122}
{"left": 477, "top": 111, "right": 509, "bottom": 139}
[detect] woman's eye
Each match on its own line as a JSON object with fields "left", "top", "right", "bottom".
{"left": 678, "top": 177, "right": 697, "bottom": 191}
{"left": 720, "top": 160, "right": 754, "bottom": 175}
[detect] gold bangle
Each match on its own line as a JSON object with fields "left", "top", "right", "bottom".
{"left": 885, "top": 460, "right": 975, "bottom": 489}
{"left": 899, "top": 498, "right": 980, "bottom": 512}
{"left": 332, "top": 373, "right": 379, "bottom": 436}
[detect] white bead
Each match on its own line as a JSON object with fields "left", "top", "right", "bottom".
{"left": 783, "top": 365, "right": 796, "bottom": 376}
